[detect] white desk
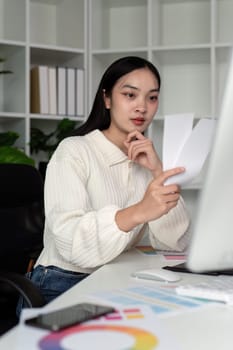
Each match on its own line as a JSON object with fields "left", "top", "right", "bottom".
{"left": 1, "top": 249, "right": 233, "bottom": 349}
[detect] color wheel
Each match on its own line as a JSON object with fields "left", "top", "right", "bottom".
{"left": 38, "top": 323, "right": 158, "bottom": 350}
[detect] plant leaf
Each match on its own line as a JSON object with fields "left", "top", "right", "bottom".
{"left": 0, "top": 146, "right": 35, "bottom": 166}
{"left": 0, "top": 131, "right": 19, "bottom": 146}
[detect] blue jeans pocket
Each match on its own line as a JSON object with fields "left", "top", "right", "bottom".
{"left": 36, "top": 265, "right": 88, "bottom": 302}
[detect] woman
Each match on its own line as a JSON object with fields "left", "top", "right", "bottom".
{"left": 22, "top": 56, "right": 190, "bottom": 306}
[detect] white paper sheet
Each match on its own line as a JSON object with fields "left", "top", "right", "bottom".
{"left": 163, "top": 114, "right": 216, "bottom": 186}
{"left": 163, "top": 113, "right": 194, "bottom": 170}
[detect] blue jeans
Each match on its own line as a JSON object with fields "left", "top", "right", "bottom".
{"left": 16, "top": 265, "right": 89, "bottom": 316}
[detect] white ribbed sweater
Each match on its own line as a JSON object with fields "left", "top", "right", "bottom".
{"left": 36, "top": 130, "right": 190, "bottom": 273}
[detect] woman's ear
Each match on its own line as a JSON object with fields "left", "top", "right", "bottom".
{"left": 103, "top": 89, "right": 111, "bottom": 109}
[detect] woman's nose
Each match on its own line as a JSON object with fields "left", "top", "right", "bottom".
{"left": 135, "top": 99, "right": 147, "bottom": 113}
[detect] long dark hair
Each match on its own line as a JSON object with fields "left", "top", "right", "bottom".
{"left": 73, "top": 56, "right": 161, "bottom": 136}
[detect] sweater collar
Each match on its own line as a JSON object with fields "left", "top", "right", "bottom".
{"left": 86, "top": 130, "right": 128, "bottom": 166}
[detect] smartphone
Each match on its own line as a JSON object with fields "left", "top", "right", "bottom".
{"left": 25, "top": 302, "right": 115, "bottom": 331}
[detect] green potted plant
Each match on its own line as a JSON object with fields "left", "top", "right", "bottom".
{"left": 0, "top": 59, "right": 32, "bottom": 163}
{"left": 30, "top": 118, "right": 77, "bottom": 178}
{"left": 0, "top": 131, "right": 35, "bottom": 166}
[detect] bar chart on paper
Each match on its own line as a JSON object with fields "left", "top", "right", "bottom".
{"left": 90, "top": 285, "right": 211, "bottom": 317}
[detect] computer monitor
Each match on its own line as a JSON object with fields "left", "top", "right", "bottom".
{"left": 187, "top": 52, "right": 233, "bottom": 273}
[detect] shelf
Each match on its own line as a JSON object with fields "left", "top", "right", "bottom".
{"left": 0, "top": 0, "right": 87, "bottom": 161}
{"left": 0, "top": 0, "right": 26, "bottom": 42}
{"left": 91, "top": 48, "right": 148, "bottom": 55}
{"left": 91, "top": 0, "right": 147, "bottom": 50}
{"left": 0, "top": 112, "right": 25, "bottom": 119}
{"left": 30, "top": 47, "right": 85, "bottom": 68}
{"left": 30, "top": 0, "right": 85, "bottom": 49}
{"left": 29, "top": 114, "right": 85, "bottom": 122}
{"left": 29, "top": 117, "right": 80, "bottom": 131}
{"left": 216, "top": 0, "right": 233, "bottom": 44}
{"left": 152, "top": 48, "right": 211, "bottom": 116}
{"left": 0, "top": 43, "right": 26, "bottom": 113}
{"left": 151, "top": 0, "right": 211, "bottom": 47}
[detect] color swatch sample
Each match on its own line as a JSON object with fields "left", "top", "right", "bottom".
{"left": 20, "top": 306, "right": 182, "bottom": 350}
{"left": 39, "top": 323, "right": 158, "bottom": 350}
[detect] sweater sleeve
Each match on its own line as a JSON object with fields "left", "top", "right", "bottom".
{"left": 44, "top": 140, "right": 141, "bottom": 269}
{"left": 148, "top": 196, "right": 191, "bottom": 251}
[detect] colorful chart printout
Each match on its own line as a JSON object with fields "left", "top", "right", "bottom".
{"left": 18, "top": 306, "right": 182, "bottom": 350}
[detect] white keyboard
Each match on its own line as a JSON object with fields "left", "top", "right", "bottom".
{"left": 176, "top": 276, "right": 233, "bottom": 304}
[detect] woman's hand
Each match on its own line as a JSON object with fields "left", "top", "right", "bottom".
{"left": 115, "top": 167, "right": 185, "bottom": 232}
{"left": 136, "top": 167, "right": 185, "bottom": 223}
{"left": 124, "top": 130, "right": 162, "bottom": 178}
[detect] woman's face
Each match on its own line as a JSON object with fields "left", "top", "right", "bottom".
{"left": 104, "top": 68, "right": 160, "bottom": 138}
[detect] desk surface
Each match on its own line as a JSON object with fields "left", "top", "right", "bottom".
{"left": 1, "top": 249, "right": 233, "bottom": 349}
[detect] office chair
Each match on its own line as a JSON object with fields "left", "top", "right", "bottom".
{"left": 0, "top": 163, "right": 45, "bottom": 273}
{"left": 0, "top": 271, "right": 46, "bottom": 335}
{"left": 0, "top": 163, "right": 45, "bottom": 334}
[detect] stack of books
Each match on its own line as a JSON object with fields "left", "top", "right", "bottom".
{"left": 30, "top": 65, "right": 84, "bottom": 117}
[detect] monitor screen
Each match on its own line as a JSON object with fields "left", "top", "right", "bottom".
{"left": 187, "top": 51, "right": 233, "bottom": 272}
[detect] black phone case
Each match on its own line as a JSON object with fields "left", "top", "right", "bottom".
{"left": 25, "top": 303, "right": 115, "bottom": 331}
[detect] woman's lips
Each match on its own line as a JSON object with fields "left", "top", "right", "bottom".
{"left": 131, "top": 118, "right": 145, "bottom": 126}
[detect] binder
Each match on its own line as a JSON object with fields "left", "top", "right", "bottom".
{"left": 67, "top": 67, "right": 75, "bottom": 116}
{"left": 75, "top": 68, "right": 84, "bottom": 116}
{"left": 57, "top": 66, "right": 66, "bottom": 116}
{"left": 30, "top": 65, "right": 49, "bottom": 114}
{"left": 48, "top": 66, "right": 57, "bottom": 115}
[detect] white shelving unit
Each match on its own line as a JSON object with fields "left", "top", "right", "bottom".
{"left": 88, "top": 0, "right": 233, "bottom": 219}
{"left": 1, "top": 0, "right": 233, "bottom": 218}
{"left": 0, "top": 0, "right": 87, "bottom": 160}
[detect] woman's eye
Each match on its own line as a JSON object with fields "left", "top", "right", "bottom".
{"left": 123, "top": 92, "right": 135, "bottom": 99}
{"left": 149, "top": 95, "right": 158, "bottom": 102}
